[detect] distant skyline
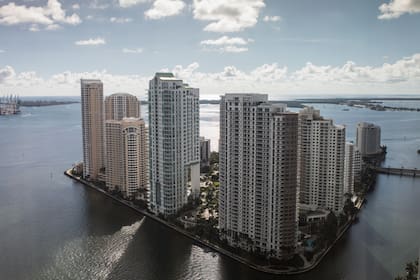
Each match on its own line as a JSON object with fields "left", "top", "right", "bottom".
{"left": 1, "top": 0, "right": 420, "bottom": 99}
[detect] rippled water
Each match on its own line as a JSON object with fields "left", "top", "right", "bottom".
{"left": 0, "top": 101, "right": 419, "bottom": 280}
{"left": 36, "top": 219, "right": 145, "bottom": 280}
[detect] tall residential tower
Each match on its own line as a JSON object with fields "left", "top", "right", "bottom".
{"left": 148, "top": 73, "right": 200, "bottom": 216}
{"left": 356, "top": 122, "right": 381, "bottom": 156}
{"left": 219, "top": 94, "right": 298, "bottom": 259}
{"left": 104, "top": 93, "right": 147, "bottom": 198}
{"left": 344, "top": 142, "right": 361, "bottom": 195}
{"left": 81, "top": 79, "right": 105, "bottom": 181}
{"left": 105, "top": 118, "right": 148, "bottom": 198}
{"left": 298, "top": 107, "right": 346, "bottom": 213}
{"left": 200, "top": 137, "right": 211, "bottom": 169}
{"left": 105, "top": 93, "right": 140, "bottom": 121}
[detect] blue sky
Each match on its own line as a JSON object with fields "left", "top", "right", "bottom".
{"left": 0, "top": 0, "right": 420, "bottom": 99}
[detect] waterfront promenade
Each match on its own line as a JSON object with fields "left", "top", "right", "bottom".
{"left": 64, "top": 168, "right": 361, "bottom": 276}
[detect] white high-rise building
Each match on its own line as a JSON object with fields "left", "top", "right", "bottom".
{"left": 298, "top": 107, "right": 345, "bottom": 213}
{"left": 105, "top": 118, "right": 148, "bottom": 198}
{"left": 344, "top": 142, "right": 362, "bottom": 195}
{"left": 353, "top": 146, "right": 362, "bottom": 184}
{"left": 219, "top": 94, "right": 298, "bottom": 259}
{"left": 81, "top": 79, "right": 105, "bottom": 181}
{"left": 148, "top": 73, "right": 200, "bottom": 216}
{"left": 356, "top": 122, "right": 381, "bottom": 156}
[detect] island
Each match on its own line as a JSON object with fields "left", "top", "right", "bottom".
{"left": 19, "top": 100, "right": 79, "bottom": 107}
{"left": 64, "top": 149, "right": 389, "bottom": 275}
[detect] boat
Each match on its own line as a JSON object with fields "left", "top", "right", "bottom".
{"left": 417, "top": 149, "right": 420, "bottom": 154}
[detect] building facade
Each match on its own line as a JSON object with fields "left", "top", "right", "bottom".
{"left": 344, "top": 142, "right": 362, "bottom": 195}
{"left": 200, "top": 137, "right": 211, "bottom": 169}
{"left": 105, "top": 118, "right": 148, "bottom": 198}
{"left": 104, "top": 93, "right": 147, "bottom": 198}
{"left": 219, "top": 94, "right": 298, "bottom": 259}
{"left": 105, "top": 93, "right": 140, "bottom": 121}
{"left": 356, "top": 122, "right": 381, "bottom": 156}
{"left": 81, "top": 79, "right": 105, "bottom": 181}
{"left": 148, "top": 73, "right": 200, "bottom": 216}
{"left": 298, "top": 107, "right": 345, "bottom": 213}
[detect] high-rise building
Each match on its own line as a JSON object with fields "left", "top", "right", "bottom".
{"left": 353, "top": 146, "right": 362, "bottom": 184}
{"left": 105, "top": 118, "right": 148, "bottom": 198}
{"left": 81, "top": 79, "right": 105, "bottom": 181}
{"left": 344, "top": 142, "right": 354, "bottom": 195}
{"left": 344, "top": 142, "right": 361, "bottom": 195}
{"left": 356, "top": 122, "right": 381, "bottom": 156}
{"left": 200, "top": 137, "right": 211, "bottom": 169}
{"left": 105, "top": 93, "right": 140, "bottom": 121}
{"left": 298, "top": 107, "right": 345, "bottom": 213}
{"left": 219, "top": 94, "right": 298, "bottom": 259}
{"left": 148, "top": 73, "right": 200, "bottom": 216}
{"left": 105, "top": 93, "right": 147, "bottom": 198}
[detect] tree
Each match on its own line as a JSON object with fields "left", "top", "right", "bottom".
{"left": 395, "top": 260, "right": 418, "bottom": 280}
{"left": 319, "top": 212, "right": 338, "bottom": 246}
{"left": 209, "top": 152, "right": 219, "bottom": 165}
{"left": 343, "top": 198, "right": 357, "bottom": 218}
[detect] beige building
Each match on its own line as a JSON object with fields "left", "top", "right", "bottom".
{"left": 298, "top": 107, "right": 345, "bottom": 213}
{"left": 105, "top": 118, "right": 148, "bottom": 198}
{"left": 219, "top": 94, "right": 298, "bottom": 259}
{"left": 105, "top": 93, "right": 140, "bottom": 120}
{"left": 81, "top": 79, "right": 105, "bottom": 181}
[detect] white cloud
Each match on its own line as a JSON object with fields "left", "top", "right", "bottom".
{"left": 201, "top": 36, "right": 253, "bottom": 53}
{"left": 378, "top": 0, "right": 420, "bottom": 19}
{"left": 89, "top": 0, "right": 110, "bottom": 9}
{"left": 219, "top": 46, "right": 248, "bottom": 53}
{"left": 72, "top": 3, "right": 80, "bottom": 10}
{"left": 145, "top": 0, "right": 185, "bottom": 19}
{"left": 192, "top": 0, "right": 265, "bottom": 32}
{"left": 2, "top": 54, "right": 420, "bottom": 97}
{"left": 0, "top": 0, "right": 81, "bottom": 30}
{"left": 0, "top": 49, "right": 4, "bottom": 53}
{"left": 263, "top": 15, "right": 281, "bottom": 22}
{"left": 29, "top": 24, "right": 40, "bottom": 32}
{"left": 122, "top": 48, "right": 143, "bottom": 53}
{"left": 0, "top": 65, "right": 15, "bottom": 83}
{"left": 201, "top": 36, "right": 251, "bottom": 46}
{"left": 119, "top": 0, "right": 149, "bottom": 8}
{"left": 110, "top": 17, "right": 132, "bottom": 23}
{"left": 74, "top": 37, "right": 106, "bottom": 46}
{"left": 45, "top": 23, "right": 61, "bottom": 30}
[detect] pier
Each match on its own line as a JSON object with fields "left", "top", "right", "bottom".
{"left": 369, "top": 166, "right": 420, "bottom": 177}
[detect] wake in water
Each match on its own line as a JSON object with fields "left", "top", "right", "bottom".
{"left": 35, "top": 218, "right": 145, "bottom": 280}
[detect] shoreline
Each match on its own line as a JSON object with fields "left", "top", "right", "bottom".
{"left": 64, "top": 168, "right": 362, "bottom": 276}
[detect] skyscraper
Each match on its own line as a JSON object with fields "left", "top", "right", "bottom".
{"left": 148, "top": 73, "right": 200, "bottom": 216}
{"left": 344, "top": 142, "right": 362, "bottom": 195}
{"left": 219, "top": 94, "right": 298, "bottom": 259}
{"left": 81, "top": 79, "right": 105, "bottom": 181}
{"left": 200, "top": 137, "right": 211, "bottom": 169}
{"left": 105, "top": 93, "right": 140, "bottom": 120}
{"left": 105, "top": 93, "right": 147, "bottom": 199}
{"left": 298, "top": 107, "right": 345, "bottom": 213}
{"left": 356, "top": 122, "right": 381, "bottom": 156}
{"left": 105, "top": 118, "right": 148, "bottom": 198}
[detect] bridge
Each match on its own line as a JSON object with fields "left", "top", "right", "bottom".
{"left": 369, "top": 166, "right": 420, "bottom": 177}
